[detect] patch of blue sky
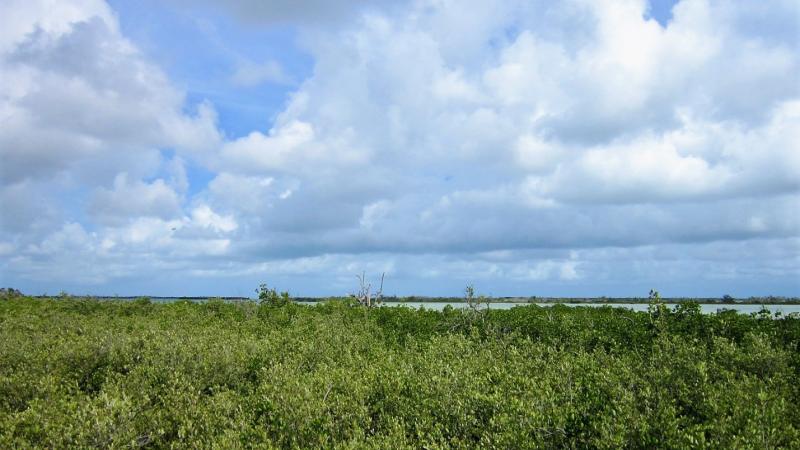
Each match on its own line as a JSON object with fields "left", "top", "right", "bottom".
{"left": 181, "top": 159, "right": 217, "bottom": 199}
{"left": 52, "top": 184, "right": 95, "bottom": 231}
{"left": 644, "top": 0, "right": 680, "bottom": 27}
{"left": 108, "top": 0, "right": 313, "bottom": 138}
{"left": 152, "top": 149, "right": 214, "bottom": 198}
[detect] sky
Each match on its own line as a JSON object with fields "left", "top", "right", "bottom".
{"left": 0, "top": 0, "right": 798, "bottom": 298}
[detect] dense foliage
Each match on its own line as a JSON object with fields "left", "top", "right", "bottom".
{"left": 1, "top": 294, "right": 798, "bottom": 448}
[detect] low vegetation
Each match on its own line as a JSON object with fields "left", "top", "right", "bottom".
{"left": 1, "top": 290, "right": 798, "bottom": 448}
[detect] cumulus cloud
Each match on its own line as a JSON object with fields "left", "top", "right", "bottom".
{"left": 0, "top": 6, "right": 218, "bottom": 183}
{"left": 0, "top": 0, "right": 229, "bottom": 283}
{"left": 209, "top": 0, "right": 798, "bottom": 247}
{"left": 190, "top": 205, "right": 238, "bottom": 233}
{"left": 88, "top": 174, "right": 183, "bottom": 226}
{"left": 0, "top": 9, "right": 221, "bottom": 187}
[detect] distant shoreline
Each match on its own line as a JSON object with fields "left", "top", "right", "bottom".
{"left": 25, "top": 295, "right": 800, "bottom": 305}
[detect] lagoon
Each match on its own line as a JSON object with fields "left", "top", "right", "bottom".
{"left": 375, "top": 301, "right": 800, "bottom": 315}
{"left": 87, "top": 297, "right": 800, "bottom": 315}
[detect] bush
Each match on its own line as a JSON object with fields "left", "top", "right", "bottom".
{"left": 256, "top": 284, "right": 291, "bottom": 307}
{"left": 0, "top": 296, "right": 797, "bottom": 448}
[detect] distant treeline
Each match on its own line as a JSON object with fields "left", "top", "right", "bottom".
{"left": 3, "top": 288, "right": 798, "bottom": 305}
{"left": 293, "top": 295, "right": 800, "bottom": 305}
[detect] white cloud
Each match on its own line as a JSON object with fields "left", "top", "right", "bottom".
{"left": 0, "top": 0, "right": 222, "bottom": 190}
{"left": 221, "top": 120, "right": 317, "bottom": 173}
{"left": 359, "top": 200, "right": 391, "bottom": 230}
{"left": 0, "top": 0, "right": 115, "bottom": 54}
{"left": 89, "top": 173, "right": 183, "bottom": 226}
{"left": 27, "top": 222, "right": 93, "bottom": 256}
{"left": 190, "top": 205, "right": 238, "bottom": 233}
{"left": 206, "top": 172, "right": 276, "bottom": 214}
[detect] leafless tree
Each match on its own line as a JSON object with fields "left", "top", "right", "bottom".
{"left": 354, "top": 271, "right": 384, "bottom": 307}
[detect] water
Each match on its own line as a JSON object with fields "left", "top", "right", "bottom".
{"left": 375, "top": 302, "right": 800, "bottom": 315}
{"left": 90, "top": 297, "right": 800, "bottom": 315}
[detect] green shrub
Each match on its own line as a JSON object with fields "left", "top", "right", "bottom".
{"left": 256, "top": 284, "right": 291, "bottom": 307}
{"left": 0, "top": 296, "right": 797, "bottom": 448}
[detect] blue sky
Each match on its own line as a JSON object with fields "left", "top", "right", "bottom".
{"left": 108, "top": 0, "right": 313, "bottom": 139}
{"left": 1, "top": 0, "right": 798, "bottom": 298}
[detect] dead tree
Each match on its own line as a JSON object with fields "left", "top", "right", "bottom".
{"left": 354, "top": 271, "right": 384, "bottom": 307}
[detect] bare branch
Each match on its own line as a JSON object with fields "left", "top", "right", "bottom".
{"left": 375, "top": 272, "right": 385, "bottom": 303}
{"left": 352, "top": 271, "right": 386, "bottom": 308}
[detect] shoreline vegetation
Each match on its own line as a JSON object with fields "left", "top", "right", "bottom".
{"left": 1, "top": 292, "right": 798, "bottom": 447}
{"left": 3, "top": 289, "right": 799, "bottom": 304}
{"left": 302, "top": 295, "right": 800, "bottom": 305}
{"left": 21, "top": 296, "right": 800, "bottom": 305}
